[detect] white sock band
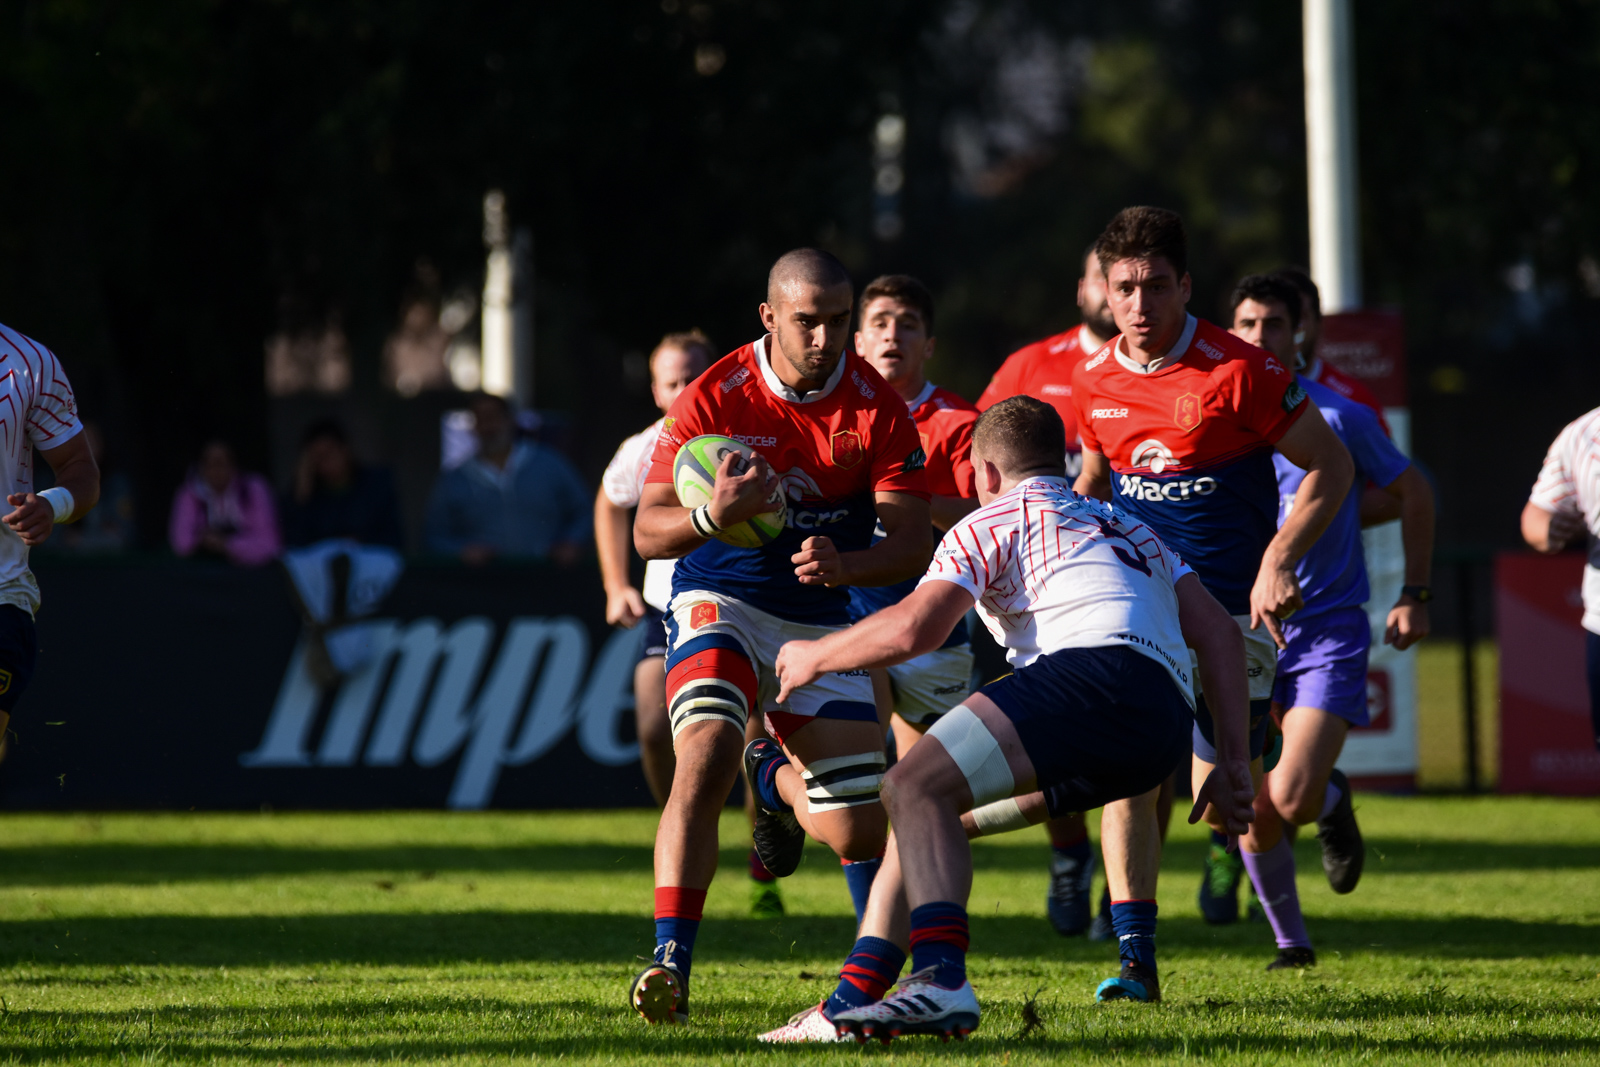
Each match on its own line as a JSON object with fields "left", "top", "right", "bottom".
{"left": 800, "top": 752, "right": 886, "bottom": 813}
{"left": 39, "top": 487, "right": 73, "bottom": 523}
{"left": 924, "top": 703, "right": 1015, "bottom": 807}
{"left": 970, "top": 796, "right": 1030, "bottom": 837}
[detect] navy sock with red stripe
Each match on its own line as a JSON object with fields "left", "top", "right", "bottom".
{"left": 654, "top": 887, "right": 706, "bottom": 981}
{"left": 751, "top": 743, "right": 791, "bottom": 813}
{"left": 823, "top": 936, "right": 905, "bottom": 1018}
{"left": 908, "top": 901, "right": 969, "bottom": 989}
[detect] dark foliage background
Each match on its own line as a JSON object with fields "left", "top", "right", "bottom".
{"left": 3, "top": 0, "right": 1597, "bottom": 558}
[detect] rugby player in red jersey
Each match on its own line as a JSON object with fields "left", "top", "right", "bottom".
{"left": 975, "top": 243, "right": 1116, "bottom": 481}
{"left": 831, "top": 273, "right": 980, "bottom": 924}
{"left": 977, "top": 243, "right": 1161, "bottom": 941}
{"left": 627, "top": 250, "right": 933, "bottom": 1025}
{"left": 1016, "top": 206, "right": 1353, "bottom": 1002}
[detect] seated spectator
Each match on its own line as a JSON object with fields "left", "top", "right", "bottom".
{"left": 45, "top": 422, "right": 136, "bottom": 554}
{"left": 169, "top": 441, "right": 281, "bottom": 566}
{"left": 281, "top": 420, "right": 404, "bottom": 549}
{"left": 425, "top": 393, "right": 590, "bottom": 566}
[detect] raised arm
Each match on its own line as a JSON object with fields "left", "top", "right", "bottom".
{"left": 774, "top": 579, "right": 974, "bottom": 703}
{"left": 1252, "top": 403, "right": 1354, "bottom": 645}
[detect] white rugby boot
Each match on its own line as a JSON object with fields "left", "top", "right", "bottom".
{"left": 756, "top": 1002, "right": 851, "bottom": 1043}
{"left": 830, "top": 967, "right": 980, "bottom": 1043}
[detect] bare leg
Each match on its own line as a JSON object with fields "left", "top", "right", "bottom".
{"left": 770, "top": 718, "right": 890, "bottom": 861}
{"left": 654, "top": 719, "right": 744, "bottom": 891}
{"left": 634, "top": 656, "right": 674, "bottom": 807}
{"left": 1099, "top": 789, "right": 1162, "bottom": 901}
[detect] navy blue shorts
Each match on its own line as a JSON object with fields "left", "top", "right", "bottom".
{"left": 0, "top": 605, "right": 38, "bottom": 717}
{"left": 1191, "top": 695, "right": 1272, "bottom": 764}
{"left": 978, "top": 645, "right": 1192, "bottom": 819}
{"left": 638, "top": 607, "right": 668, "bottom": 662}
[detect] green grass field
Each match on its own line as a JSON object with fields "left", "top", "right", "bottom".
{"left": 0, "top": 798, "right": 1595, "bottom": 1064}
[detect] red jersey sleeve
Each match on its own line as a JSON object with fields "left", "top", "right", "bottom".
{"left": 1234, "top": 348, "right": 1309, "bottom": 445}
{"left": 1070, "top": 358, "right": 1104, "bottom": 455}
{"left": 868, "top": 400, "right": 933, "bottom": 499}
{"left": 944, "top": 413, "right": 977, "bottom": 498}
{"left": 923, "top": 409, "right": 977, "bottom": 498}
{"left": 645, "top": 388, "right": 708, "bottom": 486}
{"left": 975, "top": 355, "right": 1021, "bottom": 412}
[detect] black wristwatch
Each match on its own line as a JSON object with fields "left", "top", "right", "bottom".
{"left": 1399, "top": 585, "right": 1432, "bottom": 603}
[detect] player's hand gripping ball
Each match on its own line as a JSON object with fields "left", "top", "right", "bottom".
{"left": 673, "top": 435, "right": 788, "bottom": 548}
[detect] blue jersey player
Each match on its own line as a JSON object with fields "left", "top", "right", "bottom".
{"left": 1228, "top": 273, "right": 1435, "bottom": 970}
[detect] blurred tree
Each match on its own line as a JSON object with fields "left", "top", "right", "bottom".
{"left": 0, "top": 0, "right": 1594, "bottom": 551}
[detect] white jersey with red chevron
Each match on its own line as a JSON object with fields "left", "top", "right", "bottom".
{"left": 919, "top": 476, "right": 1195, "bottom": 703}
{"left": 0, "top": 323, "right": 83, "bottom": 612}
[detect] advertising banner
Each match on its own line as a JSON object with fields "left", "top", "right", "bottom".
{"left": 0, "top": 561, "right": 656, "bottom": 810}
{"left": 1496, "top": 552, "right": 1600, "bottom": 794}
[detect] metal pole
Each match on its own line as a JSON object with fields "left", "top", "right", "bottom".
{"left": 481, "top": 190, "right": 514, "bottom": 398}
{"left": 1458, "top": 559, "right": 1480, "bottom": 793}
{"left": 1303, "top": 0, "right": 1362, "bottom": 312}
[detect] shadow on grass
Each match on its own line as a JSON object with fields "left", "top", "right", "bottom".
{"left": 0, "top": 994, "right": 1593, "bottom": 1063}
{"left": 1, "top": 910, "right": 1594, "bottom": 969}
{"left": 1, "top": 836, "right": 1595, "bottom": 888}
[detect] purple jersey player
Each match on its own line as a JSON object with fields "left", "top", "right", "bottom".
{"left": 1229, "top": 273, "right": 1435, "bottom": 971}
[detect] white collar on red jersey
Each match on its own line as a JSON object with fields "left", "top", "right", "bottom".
{"left": 1114, "top": 314, "right": 1197, "bottom": 375}
{"left": 905, "top": 380, "right": 937, "bottom": 411}
{"left": 1304, "top": 355, "right": 1324, "bottom": 378}
{"left": 755, "top": 334, "right": 847, "bottom": 404}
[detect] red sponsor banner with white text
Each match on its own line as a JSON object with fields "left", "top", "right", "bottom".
{"left": 1496, "top": 551, "right": 1600, "bottom": 794}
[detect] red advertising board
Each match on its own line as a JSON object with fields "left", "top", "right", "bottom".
{"left": 1496, "top": 551, "right": 1600, "bottom": 794}
{"left": 1318, "top": 310, "right": 1408, "bottom": 407}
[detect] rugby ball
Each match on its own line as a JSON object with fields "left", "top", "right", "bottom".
{"left": 673, "top": 435, "right": 788, "bottom": 548}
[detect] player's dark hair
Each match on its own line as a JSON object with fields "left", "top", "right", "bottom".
{"left": 1270, "top": 265, "right": 1321, "bottom": 320}
{"left": 1096, "top": 206, "right": 1187, "bottom": 279}
{"left": 972, "top": 396, "right": 1067, "bottom": 479}
{"left": 1229, "top": 274, "right": 1303, "bottom": 331}
{"left": 859, "top": 274, "right": 936, "bottom": 332}
{"left": 299, "top": 418, "right": 349, "bottom": 449}
{"left": 651, "top": 329, "right": 716, "bottom": 370}
{"left": 767, "top": 248, "right": 852, "bottom": 305}
{"left": 468, "top": 391, "right": 514, "bottom": 416}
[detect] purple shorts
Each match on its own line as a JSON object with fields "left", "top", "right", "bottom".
{"left": 1271, "top": 605, "right": 1371, "bottom": 726}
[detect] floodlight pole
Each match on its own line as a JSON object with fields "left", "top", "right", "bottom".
{"left": 482, "top": 190, "right": 515, "bottom": 399}
{"left": 1303, "top": 0, "right": 1361, "bottom": 313}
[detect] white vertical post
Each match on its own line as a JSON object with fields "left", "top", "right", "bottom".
{"left": 1303, "top": 0, "right": 1361, "bottom": 313}
{"left": 481, "top": 190, "right": 514, "bottom": 398}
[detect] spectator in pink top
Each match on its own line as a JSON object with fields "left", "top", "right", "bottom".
{"left": 169, "top": 441, "right": 281, "bottom": 566}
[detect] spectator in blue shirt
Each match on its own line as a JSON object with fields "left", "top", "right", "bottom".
{"left": 425, "top": 393, "right": 590, "bottom": 566}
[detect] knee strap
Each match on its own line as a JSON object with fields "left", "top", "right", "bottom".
{"left": 800, "top": 752, "right": 887, "bottom": 814}
{"left": 665, "top": 645, "right": 757, "bottom": 739}
{"left": 925, "top": 704, "right": 1015, "bottom": 807}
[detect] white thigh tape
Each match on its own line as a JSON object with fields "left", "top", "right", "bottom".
{"left": 800, "top": 752, "right": 887, "bottom": 814}
{"left": 970, "top": 797, "right": 1030, "bottom": 836}
{"left": 926, "top": 704, "right": 1015, "bottom": 807}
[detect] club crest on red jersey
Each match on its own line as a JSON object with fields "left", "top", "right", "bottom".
{"left": 689, "top": 602, "right": 719, "bottom": 630}
{"left": 1174, "top": 392, "right": 1203, "bottom": 433}
{"left": 830, "top": 430, "right": 864, "bottom": 469}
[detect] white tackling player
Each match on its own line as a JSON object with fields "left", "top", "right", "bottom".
{"left": 757, "top": 396, "right": 1253, "bottom": 1042}
{"left": 0, "top": 323, "right": 100, "bottom": 754}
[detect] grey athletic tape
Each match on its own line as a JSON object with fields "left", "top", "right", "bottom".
{"left": 970, "top": 796, "right": 1030, "bottom": 836}
{"left": 925, "top": 704, "right": 1015, "bottom": 807}
{"left": 800, "top": 752, "right": 886, "bottom": 814}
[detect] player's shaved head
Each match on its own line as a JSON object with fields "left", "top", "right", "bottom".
{"left": 972, "top": 397, "right": 1067, "bottom": 479}
{"left": 767, "top": 248, "right": 852, "bottom": 307}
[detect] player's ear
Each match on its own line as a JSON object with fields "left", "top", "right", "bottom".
{"left": 759, "top": 302, "right": 778, "bottom": 333}
{"left": 1180, "top": 273, "right": 1193, "bottom": 303}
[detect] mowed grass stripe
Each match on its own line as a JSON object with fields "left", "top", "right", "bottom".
{"left": 0, "top": 797, "right": 1593, "bottom": 1064}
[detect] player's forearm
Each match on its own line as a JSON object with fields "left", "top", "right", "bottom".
{"left": 839, "top": 524, "right": 934, "bottom": 587}
{"left": 1193, "top": 628, "right": 1250, "bottom": 765}
{"left": 1394, "top": 466, "right": 1435, "bottom": 586}
{"left": 811, "top": 602, "right": 939, "bottom": 672}
{"left": 633, "top": 504, "right": 706, "bottom": 560}
{"left": 930, "top": 495, "right": 978, "bottom": 532}
{"left": 50, "top": 455, "right": 100, "bottom": 523}
{"left": 594, "top": 496, "right": 635, "bottom": 591}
